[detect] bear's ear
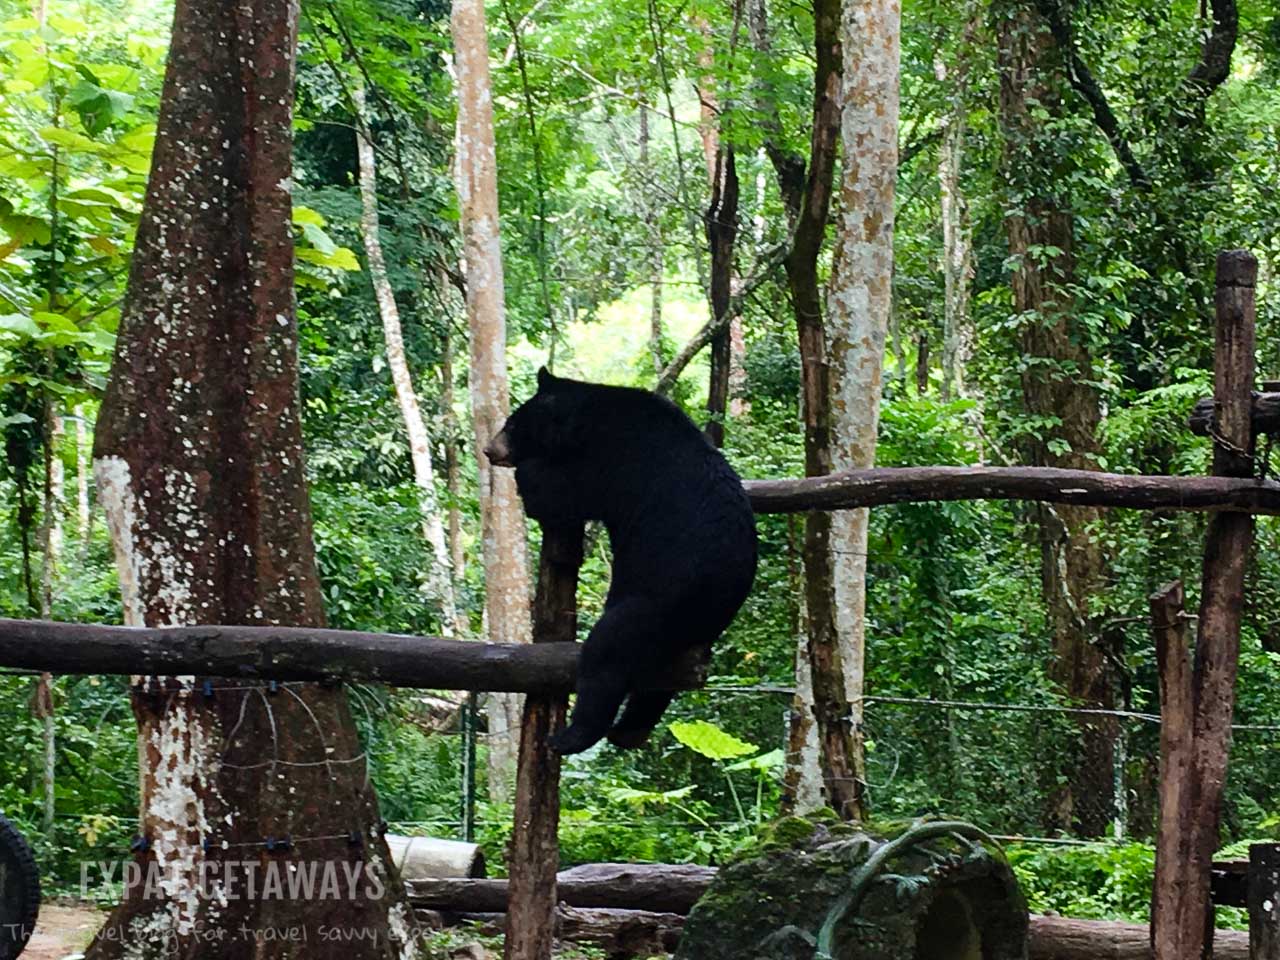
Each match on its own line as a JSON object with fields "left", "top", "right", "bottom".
{"left": 536, "top": 366, "right": 558, "bottom": 389}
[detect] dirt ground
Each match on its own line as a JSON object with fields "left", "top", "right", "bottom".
{"left": 22, "top": 903, "right": 105, "bottom": 960}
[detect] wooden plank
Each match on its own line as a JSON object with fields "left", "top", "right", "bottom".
{"left": 504, "top": 524, "right": 582, "bottom": 960}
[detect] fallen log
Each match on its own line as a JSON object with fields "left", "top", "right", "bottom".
{"left": 744, "top": 466, "right": 1280, "bottom": 516}
{"left": 0, "top": 619, "right": 707, "bottom": 693}
{"left": 1028, "top": 916, "right": 1248, "bottom": 959}
{"left": 408, "top": 864, "right": 716, "bottom": 915}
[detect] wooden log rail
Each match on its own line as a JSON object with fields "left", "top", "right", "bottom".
{"left": 4, "top": 466, "right": 1280, "bottom": 684}
{"left": 0, "top": 618, "right": 709, "bottom": 691}
{"left": 743, "top": 466, "right": 1280, "bottom": 515}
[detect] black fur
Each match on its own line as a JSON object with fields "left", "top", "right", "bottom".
{"left": 489, "top": 368, "right": 758, "bottom": 754}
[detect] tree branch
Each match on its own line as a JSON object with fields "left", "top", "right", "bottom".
{"left": 653, "top": 243, "right": 787, "bottom": 395}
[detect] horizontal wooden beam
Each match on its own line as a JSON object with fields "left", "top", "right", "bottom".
{"left": 744, "top": 466, "right": 1280, "bottom": 515}
{"left": 0, "top": 618, "right": 707, "bottom": 692}
{"left": 1189, "top": 392, "right": 1280, "bottom": 438}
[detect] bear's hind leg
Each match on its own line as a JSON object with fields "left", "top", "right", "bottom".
{"left": 549, "top": 599, "right": 661, "bottom": 755}
{"left": 606, "top": 690, "right": 676, "bottom": 749}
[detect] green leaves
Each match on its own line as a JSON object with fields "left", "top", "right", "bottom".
{"left": 668, "top": 719, "right": 758, "bottom": 760}
{"left": 67, "top": 66, "right": 136, "bottom": 136}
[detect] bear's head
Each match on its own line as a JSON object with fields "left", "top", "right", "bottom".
{"left": 484, "top": 367, "right": 585, "bottom": 467}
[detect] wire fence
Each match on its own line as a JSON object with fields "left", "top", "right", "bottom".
{"left": 856, "top": 694, "right": 1280, "bottom": 844}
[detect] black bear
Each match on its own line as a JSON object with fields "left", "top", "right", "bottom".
{"left": 484, "top": 368, "right": 758, "bottom": 755}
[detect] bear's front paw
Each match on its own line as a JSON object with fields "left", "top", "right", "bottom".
{"left": 548, "top": 724, "right": 602, "bottom": 755}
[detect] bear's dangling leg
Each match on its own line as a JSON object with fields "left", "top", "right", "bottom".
{"left": 549, "top": 598, "right": 661, "bottom": 755}
{"left": 606, "top": 690, "right": 676, "bottom": 749}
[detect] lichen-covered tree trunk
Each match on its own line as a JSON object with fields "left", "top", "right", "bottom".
{"left": 87, "top": 2, "right": 416, "bottom": 955}
{"left": 354, "top": 85, "right": 458, "bottom": 636}
{"left": 827, "top": 0, "right": 900, "bottom": 822}
{"left": 452, "top": 0, "right": 534, "bottom": 804}
{"left": 996, "top": 0, "right": 1113, "bottom": 837}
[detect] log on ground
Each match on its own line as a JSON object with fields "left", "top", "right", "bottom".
{"left": 1028, "top": 916, "right": 1248, "bottom": 959}
{"left": 408, "top": 863, "right": 717, "bottom": 915}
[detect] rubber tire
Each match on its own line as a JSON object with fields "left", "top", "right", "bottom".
{"left": 0, "top": 813, "right": 39, "bottom": 960}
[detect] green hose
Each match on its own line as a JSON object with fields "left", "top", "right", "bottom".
{"left": 814, "top": 820, "right": 999, "bottom": 960}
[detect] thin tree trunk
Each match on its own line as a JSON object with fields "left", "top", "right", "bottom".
{"left": 74, "top": 404, "right": 90, "bottom": 549}
{"left": 639, "top": 106, "right": 666, "bottom": 376}
{"left": 749, "top": 0, "right": 843, "bottom": 813}
{"left": 85, "top": 1, "right": 415, "bottom": 954}
{"left": 353, "top": 85, "right": 458, "bottom": 636}
{"left": 452, "top": 0, "right": 534, "bottom": 806}
{"left": 40, "top": 403, "right": 62, "bottom": 613}
{"left": 996, "top": 0, "right": 1112, "bottom": 837}
{"left": 827, "top": 0, "right": 901, "bottom": 822}
{"left": 936, "top": 37, "right": 975, "bottom": 402}
{"left": 38, "top": 402, "right": 61, "bottom": 841}
{"left": 441, "top": 322, "right": 467, "bottom": 582}
{"left": 705, "top": 148, "right": 739, "bottom": 447}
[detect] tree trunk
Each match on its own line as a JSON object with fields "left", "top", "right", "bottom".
{"left": 74, "top": 403, "right": 90, "bottom": 549}
{"left": 353, "top": 85, "right": 458, "bottom": 636}
{"left": 786, "top": 0, "right": 862, "bottom": 821}
{"left": 704, "top": 147, "right": 739, "bottom": 447}
{"left": 452, "top": 0, "right": 534, "bottom": 806}
{"left": 40, "top": 402, "right": 62, "bottom": 614}
{"left": 38, "top": 403, "right": 62, "bottom": 839}
{"left": 751, "top": 0, "right": 855, "bottom": 816}
{"left": 826, "top": 0, "right": 901, "bottom": 822}
{"left": 996, "top": 0, "right": 1112, "bottom": 837}
{"left": 86, "top": 2, "right": 415, "bottom": 955}
{"left": 441, "top": 324, "right": 467, "bottom": 581}
{"left": 936, "top": 28, "right": 975, "bottom": 402}
{"left": 638, "top": 106, "right": 666, "bottom": 376}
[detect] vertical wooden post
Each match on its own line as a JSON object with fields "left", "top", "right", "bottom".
{"left": 505, "top": 523, "right": 582, "bottom": 960}
{"left": 1151, "top": 249, "right": 1258, "bottom": 960}
{"left": 1251, "top": 844, "right": 1280, "bottom": 960}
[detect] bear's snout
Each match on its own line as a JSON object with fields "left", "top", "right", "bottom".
{"left": 484, "top": 428, "right": 515, "bottom": 467}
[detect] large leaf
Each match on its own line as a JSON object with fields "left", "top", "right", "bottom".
{"left": 726, "top": 748, "right": 785, "bottom": 772}
{"left": 0, "top": 314, "right": 41, "bottom": 338}
{"left": 669, "top": 720, "right": 757, "bottom": 760}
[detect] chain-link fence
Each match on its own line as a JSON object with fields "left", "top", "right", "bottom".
{"left": 858, "top": 695, "right": 1280, "bottom": 843}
